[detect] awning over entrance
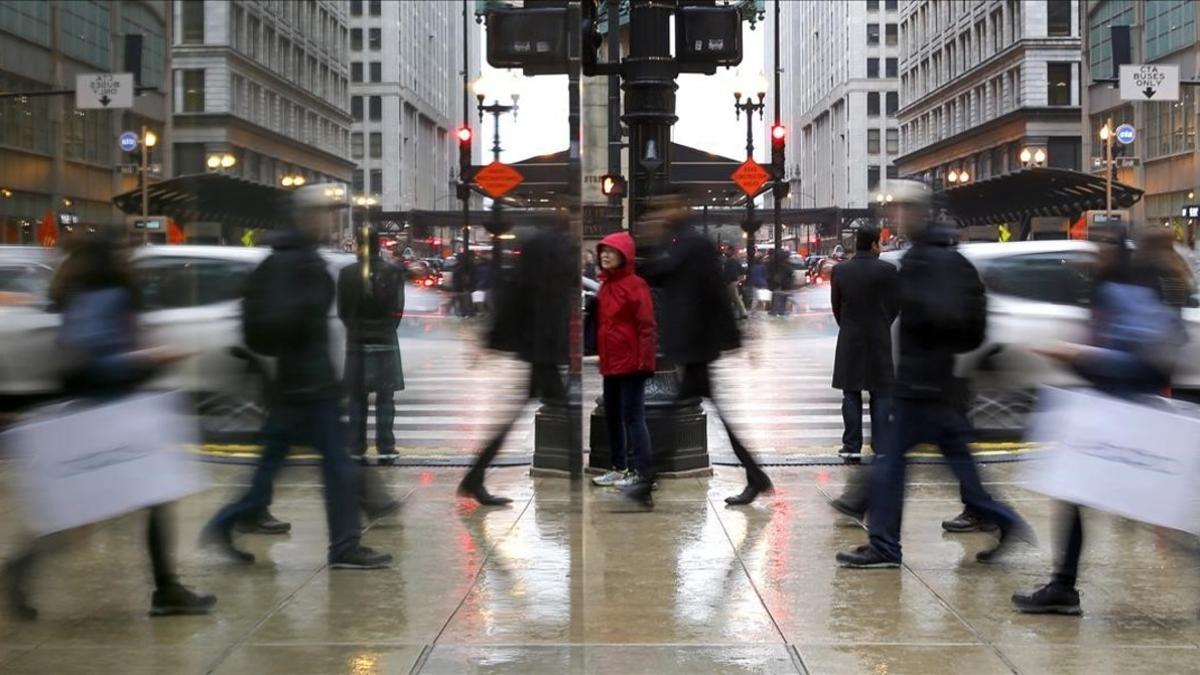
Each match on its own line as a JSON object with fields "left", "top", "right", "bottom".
{"left": 941, "top": 167, "right": 1143, "bottom": 228}
{"left": 112, "top": 173, "right": 291, "bottom": 229}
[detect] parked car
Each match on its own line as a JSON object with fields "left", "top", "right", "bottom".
{"left": 0, "top": 245, "right": 355, "bottom": 441}
{"left": 883, "top": 240, "right": 1200, "bottom": 436}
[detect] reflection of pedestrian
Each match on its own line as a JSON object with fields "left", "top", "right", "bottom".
{"left": 201, "top": 184, "right": 392, "bottom": 570}
{"left": 631, "top": 192, "right": 773, "bottom": 506}
{"left": 338, "top": 228, "right": 405, "bottom": 464}
{"left": 722, "top": 249, "right": 748, "bottom": 320}
{"left": 453, "top": 251, "right": 475, "bottom": 317}
{"left": 5, "top": 233, "right": 215, "bottom": 620}
{"left": 460, "top": 227, "right": 574, "bottom": 505}
{"left": 590, "top": 232, "right": 657, "bottom": 489}
{"left": 837, "top": 180, "right": 1032, "bottom": 569}
{"left": 583, "top": 251, "right": 598, "bottom": 282}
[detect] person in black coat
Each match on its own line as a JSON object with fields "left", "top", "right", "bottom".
{"left": 830, "top": 225, "right": 899, "bottom": 461}
{"left": 631, "top": 193, "right": 772, "bottom": 506}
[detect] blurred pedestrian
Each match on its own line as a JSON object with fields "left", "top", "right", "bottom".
{"left": 830, "top": 225, "right": 898, "bottom": 464}
{"left": 583, "top": 250, "right": 598, "bottom": 282}
{"left": 1133, "top": 225, "right": 1194, "bottom": 308}
{"left": 200, "top": 184, "right": 392, "bottom": 570}
{"left": 749, "top": 254, "right": 768, "bottom": 310}
{"left": 461, "top": 227, "right": 574, "bottom": 505}
{"left": 630, "top": 192, "right": 773, "bottom": 506}
{"left": 590, "top": 232, "right": 657, "bottom": 490}
{"left": 453, "top": 250, "right": 475, "bottom": 317}
{"left": 837, "top": 180, "right": 1033, "bottom": 569}
{"left": 338, "top": 226, "right": 406, "bottom": 465}
{"left": 1013, "top": 224, "right": 1186, "bottom": 615}
{"left": 4, "top": 232, "right": 215, "bottom": 620}
{"left": 722, "top": 248, "right": 748, "bottom": 320}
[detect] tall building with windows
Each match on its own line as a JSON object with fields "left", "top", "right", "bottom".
{"left": 1082, "top": 1, "right": 1198, "bottom": 228}
{"left": 347, "top": 0, "right": 480, "bottom": 211}
{"left": 170, "top": 0, "right": 354, "bottom": 187}
{"left": 772, "top": 0, "right": 902, "bottom": 209}
{"left": 895, "top": 0, "right": 1083, "bottom": 187}
{"left": 0, "top": 0, "right": 171, "bottom": 242}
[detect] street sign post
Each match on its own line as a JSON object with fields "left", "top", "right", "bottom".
{"left": 76, "top": 73, "right": 134, "bottom": 109}
{"left": 473, "top": 160, "right": 524, "bottom": 198}
{"left": 731, "top": 159, "right": 770, "bottom": 197}
{"left": 1120, "top": 64, "right": 1180, "bottom": 101}
{"left": 1115, "top": 124, "right": 1136, "bottom": 145}
{"left": 118, "top": 131, "right": 139, "bottom": 152}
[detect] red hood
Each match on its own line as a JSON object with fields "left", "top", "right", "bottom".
{"left": 597, "top": 231, "right": 637, "bottom": 279}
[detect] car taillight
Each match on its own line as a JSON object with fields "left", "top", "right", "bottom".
{"left": 423, "top": 278, "right": 434, "bottom": 287}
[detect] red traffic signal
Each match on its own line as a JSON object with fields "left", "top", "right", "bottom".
{"left": 600, "top": 174, "right": 626, "bottom": 198}
{"left": 771, "top": 124, "right": 786, "bottom": 145}
{"left": 456, "top": 127, "right": 472, "bottom": 144}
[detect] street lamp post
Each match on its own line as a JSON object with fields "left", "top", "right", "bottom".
{"left": 474, "top": 72, "right": 520, "bottom": 274}
{"left": 1099, "top": 119, "right": 1114, "bottom": 220}
{"left": 733, "top": 71, "right": 768, "bottom": 287}
{"left": 139, "top": 127, "right": 157, "bottom": 224}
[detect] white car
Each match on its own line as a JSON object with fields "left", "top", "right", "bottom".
{"left": 885, "top": 240, "right": 1200, "bottom": 435}
{"left": 0, "top": 245, "right": 355, "bottom": 441}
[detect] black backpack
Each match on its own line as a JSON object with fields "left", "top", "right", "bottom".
{"left": 243, "top": 254, "right": 307, "bottom": 356}
{"left": 906, "top": 247, "right": 987, "bottom": 354}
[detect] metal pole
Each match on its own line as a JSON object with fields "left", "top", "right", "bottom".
{"left": 461, "top": 0, "right": 470, "bottom": 257}
{"left": 745, "top": 105, "right": 756, "bottom": 268}
{"left": 607, "top": 0, "right": 622, "bottom": 231}
{"left": 1105, "top": 115, "right": 1113, "bottom": 221}
{"left": 771, "top": 0, "right": 784, "bottom": 314}
{"left": 140, "top": 125, "right": 150, "bottom": 227}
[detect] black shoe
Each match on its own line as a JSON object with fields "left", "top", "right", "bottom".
{"left": 942, "top": 509, "right": 999, "bottom": 533}
{"left": 976, "top": 520, "right": 1037, "bottom": 564}
{"left": 363, "top": 499, "right": 402, "bottom": 521}
{"left": 3, "top": 562, "right": 36, "bottom": 621}
{"left": 330, "top": 545, "right": 393, "bottom": 570}
{"left": 836, "top": 544, "right": 900, "bottom": 569}
{"left": 620, "top": 479, "right": 655, "bottom": 508}
{"left": 457, "top": 480, "right": 513, "bottom": 506}
{"left": 725, "top": 477, "right": 774, "bottom": 506}
{"left": 236, "top": 510, "right": 291, "bottom": 535}
{"left": 150, "top": 583, "right": 217, "bottom": 617}
{"left": 1012, "top": 582, "right": 1082, "bottom": 616}
{"left": 198, "top": 524, "right": 255, "bottom": 564}
{"left": 377, "top": 452, "right": 399, "bottom": 466}
{"left": 829, "top": 496, "right": 867, "bottom": 521}
{"left": 838, "top": 447, "right": 863, "bottom": 463}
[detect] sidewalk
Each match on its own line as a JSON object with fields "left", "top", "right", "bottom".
{"left": 2, "top": 462, "right": 1198, "bottom": 673}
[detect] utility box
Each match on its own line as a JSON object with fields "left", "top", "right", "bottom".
{"left": 486, "top": 7, "right": 568, "bottom": 74}
{"left": 675, "top": 5, "right": 742, "bottom": 73}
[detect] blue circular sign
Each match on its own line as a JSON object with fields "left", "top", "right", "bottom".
{"left": 118, "top": 131, "right": 139, "bottom": 152}
{"left": 1115, "top": 124, "right": 1136, "bottom": 145}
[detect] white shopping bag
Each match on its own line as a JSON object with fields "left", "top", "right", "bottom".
{"left": 1024, "top": 387, "right": 1200, "bottom": 534}
{"left": 3, "top": 390, "right": 208, "bottom": 535}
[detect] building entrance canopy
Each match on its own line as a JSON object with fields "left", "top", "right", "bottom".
{"left": 113, "top": 173, "right": 291, "bottom": 230}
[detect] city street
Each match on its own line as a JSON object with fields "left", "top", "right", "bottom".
{"left": 2, "top": 462, "right": 1199, "bottom": 673}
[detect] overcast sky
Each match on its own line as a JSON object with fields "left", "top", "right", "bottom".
{"left": 476, "top": 21, "right": 767, "bottom": 165}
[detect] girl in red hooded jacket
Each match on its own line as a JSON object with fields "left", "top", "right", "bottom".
{"left": 591, "top": 231, "right": 658, "bottom": 490}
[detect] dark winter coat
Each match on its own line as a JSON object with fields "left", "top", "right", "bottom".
{"left": 640, "top": 221, "right": 740, "bottom": 365}
{"left": 337, "top": 258, "right": 405, "bottom": 346}
{"left": 831, "top": 251, "right": 900, "bottom": 392}
{"left": 486, "top": 227, "right": 573, "bottom": 366}
{"left": 596, "top": 232, "right": 657, "bottom": 376}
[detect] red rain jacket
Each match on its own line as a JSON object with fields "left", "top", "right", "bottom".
{"left": 596, "top": 232, "right": 657, "bottom": 376}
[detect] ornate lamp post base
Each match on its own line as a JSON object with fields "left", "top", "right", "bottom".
{"left": 532, "top": 372, "right": 582, "bottom": 476}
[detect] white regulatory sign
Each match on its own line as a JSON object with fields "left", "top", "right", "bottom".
{"left": 76, "top": 73, "right": 134, "bottom": 109}
{"left": 1120, "top": 64, "right": 1180, "bottom": 102}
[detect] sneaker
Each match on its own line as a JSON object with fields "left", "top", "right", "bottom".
{"left": 236, "top": 510, "right": 291, "bottom": 535}
{"left": 725, "top": 477, "right": 774, "bottom": 505}
{"left": 330, "top": 545, "right": 394, "bottom": 570}
{"left": 836, "top": 544, "right": 900, "bottom": 569}
{"left": 828, "top": 496, "right": 867, "bottom": 521}
{"left": 976, "top": 519, "right": 1038, "bottom": 564}
{"left": 592, "top": 469, "right": 627, "bottom": 487}
{"left": 150, "top": 583, "right": 217, "bottom": 617}
{"left": 620, "top": 479, "right": 655, "bottom": 507}
{"left": 1012, "top": 582, "right": 1082, "bottom": 616}
{"left": 942, "top": 509, "right": 1000, "bottom": 533}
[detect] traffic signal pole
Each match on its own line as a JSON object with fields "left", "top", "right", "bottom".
{"left": 623, "top": 0, "right": 676, "bottom": 232}
{"left": 461, "top": 0, "right": 471, "bottom": 258}
{"left": 769, "top": 0, "right": 789, "bottom": 316}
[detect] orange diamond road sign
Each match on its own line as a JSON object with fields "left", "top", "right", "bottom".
{"left": 473, "top": 160, "right": 524, "bottom": 198}
{"left": 731, "top": 159, "right": 770, "bottom": 197}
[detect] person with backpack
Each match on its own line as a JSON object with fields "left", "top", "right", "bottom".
{"left": 338, "top": 225, "right": 405, "bottom": 464}
{"left": 589, "top": 231, "right": 657, "bottom": 490}
{"left": 200, "top": 184, "right": 392, "bottom": 570}
{"left": 837, "top": 180, "right": 1034, "bottom": 569}
{"left": 1012, "top": 224, "right": 1187, "bottom": 615}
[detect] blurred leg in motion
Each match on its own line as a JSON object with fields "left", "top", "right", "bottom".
{"left": 1012, "top": 503, "right": 1083, "bottom": 615}
{"left": 347, "top": 388, "right": 369, "bottom": 459}
{"left": 679, "top": 364, "right": 771, "bottom": 505}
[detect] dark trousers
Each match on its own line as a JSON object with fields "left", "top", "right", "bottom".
{"left": 348, "top": 388, "right": 395, "bottom": 454}
{"left": 602, "top": 374, "right": 651, "bottom": 475}
{"left": 841, "top": 390, "right": 890, "bottom": 453}
{"left": 867, "top": 397, "right": 1019, "bottom": 562}
{"left": 672, "top": 363, "right": 769, "bottom": 486}
{"left": 210, "top": 398, "right": 362, "bottom": 560}
{"left": 1053, "top": 504, "right": 1085, "bottom": 588}
{"left": 464, "top": 363, "right": 566, "bottom": 485}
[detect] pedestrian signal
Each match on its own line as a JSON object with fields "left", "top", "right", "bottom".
{"left": 600, "top": 174, "right": 626, "bottom": 198}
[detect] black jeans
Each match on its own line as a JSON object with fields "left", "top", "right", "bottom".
{"left": 602, "top": 374, "right": 651, "bottom": 475}
{"left": 841, "top": 390, "right": 891, "bottom": 454}
{"left": 1053, "top": 503, "right": 1085, "bottom": 588}
{"left": 464, "top": 364, "right": 566, "bottom": 485}
{"left": 348, "top": 388, "right": 395, "bottom": 454}
{"left": 209, "top": 398, "right": 362, "bottom": 561}
{"left": 673, "top": 363, "right": 769, "bottom": 486}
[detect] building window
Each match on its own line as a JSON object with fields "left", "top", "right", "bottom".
{"left": 867, "top": 58, "right": 879, "bottom": 78}
{"left": 180, "top": 69, "right": 204, "bottom": 112}
{"left": 886, "top": 128, "right": 899, "bottom": 154}
{"left": 868, "top": 166, "right": 881, "bottom": 191}
{"left": 867, "top": 0, "right": 879, "bottom": 11}
{"left": 369, "top": 0, "right": 382, "bottom": 16}
{"left": 867, "top": 24, "right": 880, "bottom": 45}
{"left": 181, "top": 0, "right": 204, "bottom": 44}
{"left": 352, "top": 169, "right": 364, "bottom": 192}
{"left": 886, "top": 91, "right": 899, "bottom": 115}
{"left": 885, "top": 0, "right": 897, "bottom": 10}
{"left": 868, "top": 129, "right": 881, "bottom": 154}
{"left": 1146, "top": 88, "right": 1197, "bottom": 159}
{"left": 122, "top": 6, "right": 166, "bottom": 89}
{"left": 369, "top": 132, "right": 382, "bottom": 158}
{"left": 369, "top": 96, "right": 382, "bottom": 120}
{"left": 886, "top": 24, "right": 898, "bottom": 46}
{"left": 350, "top": 0, "right": 362, "bottom": 16}
{"left": 351, "top": 62, "right": 363, "bottom": 82}
{"left": 370, "top": 62, "right": 382, "bottom": 82}
{"left": 351, "top": 132, "right": 363, "bottom": 159}
{"left": 1047, "top": 62, "right": 1072, "bottom": 106}
{"left": 867, "top": 92, "right": 880, "bottom": 116}
{"left": 886, "top": 165, "right": 899, "bottom": 179}
{"left": 0, "top": 1, "right": 50, "bottom": 46}
{"left": 369, "top": 28, "right": 381, "bottom": 50}
{"left": 351, "top": 95, "right": 363, "bottom": 121}
{"left": 1047, "top": 0, "right": 1072, "bottom": 37}
{"left": 60, "top": 1, "right": 111, "bottom": 68}
{"left": 369, "top": 169, "right": 382, "bottom": 192}
{"left": 351, "top": 28, "right": 362, "bottom": 51}
{"left": 1145, "top": 0, "right": 1195, "bottom": 61}
{"left": 1086, "top": 1, "right": 1133, "bottom": 78}
{"left": 886, "top": 58, "right": 897, "bottom": 78}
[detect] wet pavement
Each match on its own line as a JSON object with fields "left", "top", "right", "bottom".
{"left": 2, "top": 461, "right": 1199, "bottom": 673}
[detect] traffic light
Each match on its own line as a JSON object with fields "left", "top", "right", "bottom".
{"left": 770, "top": 123, "right": 788, "bottom": 199}
{"left": 676, "top": 4, "right": 743, "bottom": 75}
{"left": 600, "top": 174, "right": 626, "bottom": 198}
{"left": 457, "top": 126, "right": 472, "bottom": 200}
